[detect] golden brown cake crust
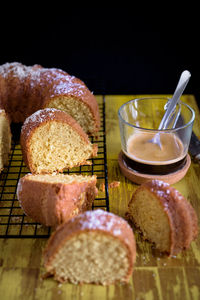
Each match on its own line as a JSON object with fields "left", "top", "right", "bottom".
{"left": 20, "top": 108, "right": 97, "bottom": 173}
{"left": 17, "top": 174, "right": 98, "bottom": 227}
{"left": 128, "top": 180, "right": 198, "bottom": 256}
{"left": 43, "top": 209, "right": 136, "bottom": 284}
{"left": 0, "top": 62, "right": 100, "bottom": 134}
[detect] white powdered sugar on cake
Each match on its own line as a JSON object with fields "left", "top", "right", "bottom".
{"left": 0, "top": 62, "right": 85, "bottom": 97}
{"left": 23, "top": 108, "right": 58, "bottom": 126}
{"left": 78, "top": 209, "right": 129, "bottom": 237}
{"left": 0, "top": 62, "right": 34, "bottom": 81}
{"left": 50, "top": 77, "right": 85, "bottom": 98}
{"left": 21, "top": 108, "right": 59, "bottom": 138}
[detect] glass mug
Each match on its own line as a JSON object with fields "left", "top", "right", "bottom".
{"left": 118, "top": 97, "right": 195, "bottom": 175}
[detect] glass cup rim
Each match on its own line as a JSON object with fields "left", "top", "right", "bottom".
{"left": 118, "top": 96, "right": 195, "bottom": 132}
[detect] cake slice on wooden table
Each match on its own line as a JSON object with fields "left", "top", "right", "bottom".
{"left": 17, "top": 173, "right": 98, "bottom": 227}
{"left": 0, "top": 109, "right": 11, "bottom": 172}
{"left": 43, "top": 209, "right": 136, "bottom": 285}
{"left": 20, "top": 108, "right": 98, "bottom": 174}
{"left": 127, "top": 179, "right": 198, "bottom": 256}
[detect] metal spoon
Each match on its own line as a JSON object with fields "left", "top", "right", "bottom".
{"left": 148, "top": 70, "right": 191, "bottom": 149}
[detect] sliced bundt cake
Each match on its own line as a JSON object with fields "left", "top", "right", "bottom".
{"left": 43, "top": 209, "right": 136, "bottom": 285}
{"left": 0, "top": 109, "right": 11, "bottom": 172}
{"left": 20, "top": 108, "right": 98, "bottom": 174}
{"left": 127, "top": 180, "right": 198, "bottom": 256}
{"left": 17, "top": 173, "right": 98, "bottom": 227}
{"left": 0, "top": 62, "right": 100, "bottom": 135}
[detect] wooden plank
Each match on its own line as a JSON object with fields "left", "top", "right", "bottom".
{"left": 132, "top": 267, "right": 162, "bottom": 299}
{"left": 0, "top": 267, "right": 39, "bottom": 300}
{"left": 158, "top": 267, "right": 190, "bottom": 300}
{"left": 184, "top": 267, "right": 200, "bottom": 300}
{"left": 0, "top": 239, "right": 45, "bottom": 268}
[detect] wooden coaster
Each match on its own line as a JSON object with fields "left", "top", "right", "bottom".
{"left": 118, "top": 151, "right": 191, "bottom": 185}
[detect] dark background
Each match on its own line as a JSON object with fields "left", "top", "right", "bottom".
{"left": 0, "top": 15, "right": 199, "bottom": 100}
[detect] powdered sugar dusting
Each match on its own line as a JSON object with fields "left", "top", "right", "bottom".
{"left": 0, "top": 62, "right": 35, "bottom": 80}
{"left": 113, "top": 229, "right": 122, "bottom": 236}
{"left": 150, "top": 180, "right": 171, "bottom": 197}
{"left": 21, "top": 108, "right": 59, "bottom": 138}
{"left": 0, "top": 62, "right": 86, "bottom": 97}
{"left": 0, "top": 62, "right": 26, "bottom": 79}
{"left": 50, "top": 76, "right": 86, "bottom": 98}
{"left": 78, "top": 209, "right": 129, "bottom": 236}
{"left": 0, "top": 62, "right": 41, "bottom": 81}
{"left": 23, "top": 108, "right": 57, "bottom": 126}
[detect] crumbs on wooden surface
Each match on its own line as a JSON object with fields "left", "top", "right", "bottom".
{"left": 99, "top": 181, "right": 120, "bottom": 192}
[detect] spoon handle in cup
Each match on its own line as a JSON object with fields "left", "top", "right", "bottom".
{"left": 158, "top": 70, "right": 191, "bottom": 130}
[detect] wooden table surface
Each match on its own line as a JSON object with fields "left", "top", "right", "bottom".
{"left": 0, "top": 95, "right": 200, "bottom": 300}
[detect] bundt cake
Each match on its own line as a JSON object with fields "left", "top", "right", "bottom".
{"left": 127, "top": 179, "right": 198, "bottom": 256}
{"left": 0, "top": 109, "right": 11, "bottom": 172}
{"left": 17, "top": 173, "right": 98, "bottom": 227}
{"left": 0, "top": 62, "right": 100, "bottom": 135}
{"left": 20, "top": 108, "right": 98, "bottom": 174}
{"left": 43, "top": 209, "right": 136, "bottom": 285}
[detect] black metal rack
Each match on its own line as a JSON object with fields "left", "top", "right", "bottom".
{"left": 0, "top": 97, "right": 109, "bottom": 238}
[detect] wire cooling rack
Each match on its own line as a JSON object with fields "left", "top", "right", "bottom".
{"left": 0, "top": 97, "right": 109, "bottom": 238}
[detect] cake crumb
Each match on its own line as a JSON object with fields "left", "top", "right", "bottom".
{"left": 109, "top": 181, "right": 120, "bottom": 189}
{"left": 99, "top": 181, "right": 120, "bottom": 192}
{"left": 99, "top": 183, "right": 105, "bottom": 192}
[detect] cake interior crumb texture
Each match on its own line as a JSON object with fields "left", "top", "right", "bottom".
{"left": 0, "top": 111, "right": 11, "bottom": 170}
{"left": 46, "top": 97, "right": 95, "bottom": 134}
{"left": 29, "top": 121, "right": 94, "bottom": 173}
{"left": 46, "top": 231, "right": 130, "bottom": 285}
{"left": 26, "top": 173, "right": 96, "bottom": 184}
{"left": 129, "top": 188, "right": 171, "bottom": 252}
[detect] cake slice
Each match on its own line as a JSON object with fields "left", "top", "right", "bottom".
{"left": 20, "top": 108, "right": 98, "bottom": 174}
{"left": 0, "top": 109, "right": 11, "bottom": 172}
{"left": 43, "top": 75, "right": 100, "bottom": 135}
{"left": 17, "top": 173, "right": 98, "bottom": 227}
{"left": 127, "top": 179, "right": 198, "bottom": 256}
{"left": 43, "top": 209, "right": 136, "bottom": 285}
